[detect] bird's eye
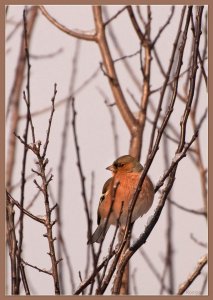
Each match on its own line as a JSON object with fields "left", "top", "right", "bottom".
{"left": 99, "top": 195, "right": 105, "bottom": 203}
{"left": 117, "top": 163, "right": 124, "bottom": 168}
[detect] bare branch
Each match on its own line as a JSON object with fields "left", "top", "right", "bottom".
{"left": 19, "top": 67, "right": 100, "bottom": 119}
{"left": 190, "top": 10, "right": 207, "bottom": 87}
{"left": 167, "top": 197, "right": 206, "bottom": 217}
{"left": 190, "top": 233, "right": 207, "bottom": 248}
{"left": 138, "top": 247, "right": 172, "bottom": 294}
{"left": 22, "top": 259, "right": 52, "bottom": 276}
{"left": 39, "top": 5, "right": 96, "bottom": 41}
{"left": 42, "top": 84, "right": 57, "bottom": 158}
{"left": 20, "top": 264, "right": 30, "bottom": 295}
{"left": 30, "top": 47, "right": 63, "bottom": 59}
{"left": 177, "top": 6, "right": 204, "bottom": 153}
{"left": 97, "top": 87, "right": 119, "bottom": 157}
{"left": 151, "top": 6, "right": 175, "bottom": 47}
{"left": 148, "top": 6, "right": 187, "bottom": 154}
{"left": 177, "top": 254, "right": 207, "bottom": 295}
{"left": 74, "top": 250, "right": 116, "bottom": 295}
{"left": 6, "top": 191, "right": 45, "bottom": 224}
{"left": 104, "top": 6, "right": 127, "bottom": 26}
{"left": 103, "top": 7, "right": 141, "bottom": 90}
{"left": 127, "top": 6, "right": 145, "bottom": 43}
{"left": 93, "top": 6, "right": 137, "bottom": 134}
{"left": 6, "top": 6, "right": 38, "bottom": 191}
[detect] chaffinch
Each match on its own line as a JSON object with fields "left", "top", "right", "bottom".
{"left": 87, "top": 155, "right": 154, "bottom": 244}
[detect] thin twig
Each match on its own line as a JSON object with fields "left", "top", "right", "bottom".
{"left": 154, "top": 109, "right": 207, "bottom": 193}
{"left": 97, "top": 87, "right": 119, "bottom": 157}
{"left": 151, "top": 6, "right": 175, "bottom": 47}
{"left": 127, "top": 6, "right": 145, "bottom": 44}
{"left": 177, "top": 6, "right": 204, "bottom": 154}
{"left": 103, "top": 7, "right": 141, "bottom": 90}
{"left": 6, "top": 191, "right": 45, "bottom": 225}
{"left": 20, "top": 264, "right": 30, "bottom": 295}
{"left": 71, "top": 97, "right": 98, "bottom": 288}
{"left": 177, "top": 254, "right": 207, "bottom": 295}
{"left": 190, "top": 9, "right": 207, "bottom": 87}
{"left": 22, "top": 259, "right": 52, "bottom": 276}
{"left": 104, "top": 6, "right": 127, "bottom": 26}
{"left": 42, "top": 84, "right": 57, "bottom": 158}
{"left": 148, "top": 6, "right": 187, "bottom": 154}
{"left": 97, "top": 197, "right": 124, "bottom": 294}
{"left": 74, "top": 250, "right": 116, "bottom": 294}
{"left": 57, "top": 39, "right": 80, "bottom": 294}
{"left": 167, "top": 197, "right": 206, "bottom": 217}
{"left": 6, "top": 192, "right": 18, "bottom": 294}
{"left": 16, "top": 9, "right": 34, "bottom": 293}
{"left": 6, "top": 6, "right": 38, "bottom": 190}
{"left": 138, "top": 247, "right": 172, "bottom": 294}
{"left": 30, "top": 47, "right": 63, "bottom": 59}
{"left": 131, "top": 268, "right": 138, "bottom": 295}
{"left": 190, "top": 233, "right": 207, "bottom": 248}
{"left": 19, "top": 67, "right": 100, "bottom": 119}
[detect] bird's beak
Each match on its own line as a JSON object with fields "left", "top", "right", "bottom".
{"left": 106, "top": 164, "right": 115, "bottom": 172}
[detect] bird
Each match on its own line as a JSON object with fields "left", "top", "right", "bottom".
{"left": 87, "top": 155, "right": 154, "bottom": 244}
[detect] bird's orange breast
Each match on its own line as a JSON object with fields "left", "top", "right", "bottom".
{"left": 98, "top": 171, "right": 154, "bottom": 226}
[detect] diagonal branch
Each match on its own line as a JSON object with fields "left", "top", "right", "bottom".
{"left": 177, "top": 254, "right": 207, "bottom": 295}
{"left": 6, "top": 191, "right": 45, "bottom": 225}
{"left": 151, "top": 6, "right": 175, "bottom": 47}
{"left": 93, "top": 6, "right": 137, "bottom": 134}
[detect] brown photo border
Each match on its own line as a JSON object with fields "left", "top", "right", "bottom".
{"left": 1, "top": 0, "right": 210, "bottom": 299}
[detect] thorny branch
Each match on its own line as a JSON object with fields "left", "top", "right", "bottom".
{"left": 7, "top": 191, "right": 45, "bottom": 224}
{"left": 14, "top": 83, "right": 61, "bottom": 295}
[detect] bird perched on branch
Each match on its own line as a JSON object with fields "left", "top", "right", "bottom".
{"left": 87, "top": 155, "right": 154, "bottom": 244}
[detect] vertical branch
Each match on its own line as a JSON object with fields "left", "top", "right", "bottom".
{"left": 84, "top": 172, "right": 95, "bottom": 281}
{"left": 41, "top": 87, "right": 61, "bottom": 295}
{"left": 177, "top": 6, "right": 204, "bottom": 154}
{"left": 6, "top": 194, "right": 18, "bottom": 295}
{"left": 71, "top": 97, "right": 98, "bottom": 285}
{"left": 190, "top": 12, "right": 207, "bottom": 214}
{"left": 160, "top": 134, "right": 174, "bottom": 294}
{"left": 6, "top": 6, "right": 38, "bottom": 192}
{"left": 57, "top": 39, "right": 80, "bottom": 293}
{"left": 15, "top": 9, "right": 36, "bottom": 294}
{"left": 14, "top": 84, "right": 61, "bottom": 294}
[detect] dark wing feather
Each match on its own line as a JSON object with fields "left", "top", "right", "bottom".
{"left": 97, "top": 177, "right": 112, "bottom": 225}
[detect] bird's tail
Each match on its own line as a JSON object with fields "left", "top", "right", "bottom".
{"left": 87, "top": 221, "right": 110, "bottom": 244}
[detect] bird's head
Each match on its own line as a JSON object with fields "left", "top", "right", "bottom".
{"left": 106, "top": 155, "right": 143, "bottom": 174}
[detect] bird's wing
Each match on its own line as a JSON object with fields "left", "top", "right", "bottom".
{"left": 97, "top": 177, "right": 112, "bottom": 225}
